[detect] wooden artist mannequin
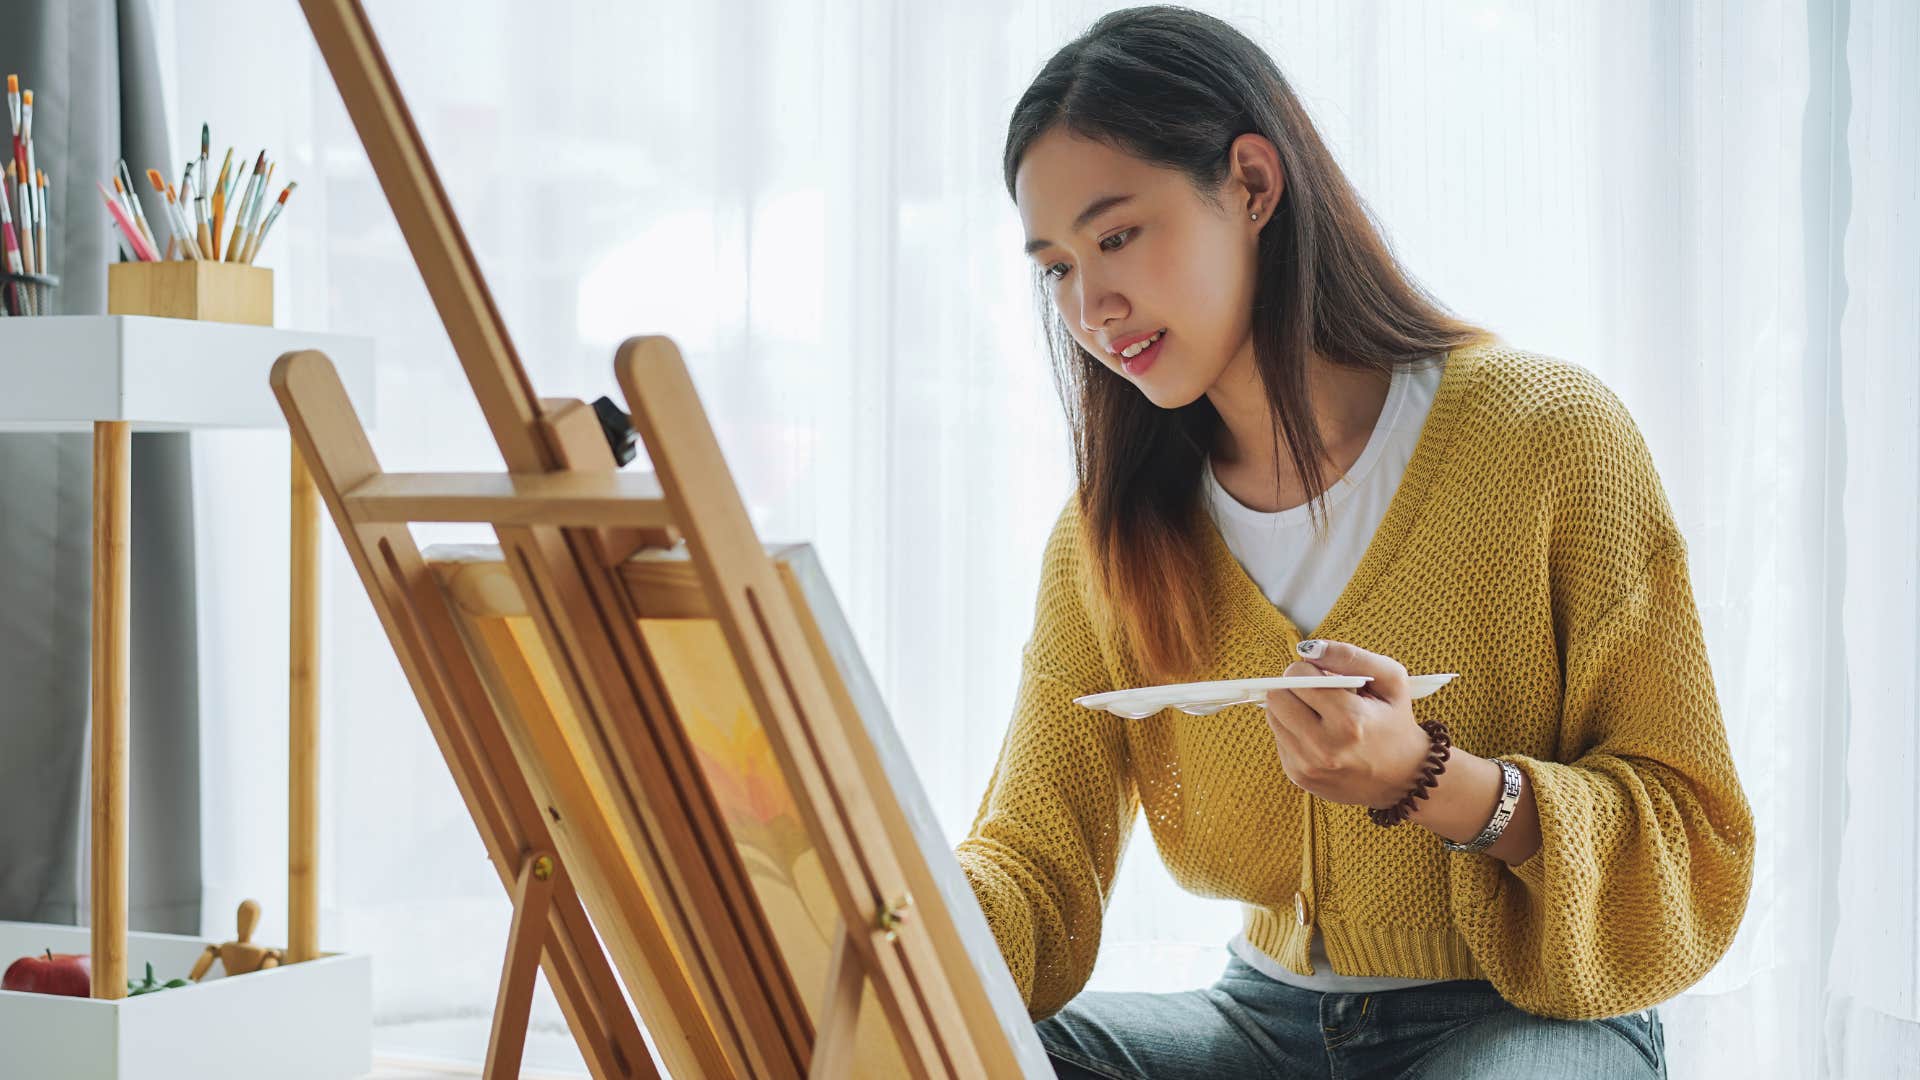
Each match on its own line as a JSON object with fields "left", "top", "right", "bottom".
{"left": 189, "top": 899, "right": 285, "bottom": 982}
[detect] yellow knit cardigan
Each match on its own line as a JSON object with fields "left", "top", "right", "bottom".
{"left": 955, "top": 341, "right": 1755, "bottom": 1023}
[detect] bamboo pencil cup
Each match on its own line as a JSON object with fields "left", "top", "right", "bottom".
{"left": 107, "top": 261, "right": 274, "bottom": 326}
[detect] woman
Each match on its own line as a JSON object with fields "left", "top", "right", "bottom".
{"left": 954, "top": 7, "right": 1755, "bottom": 1078}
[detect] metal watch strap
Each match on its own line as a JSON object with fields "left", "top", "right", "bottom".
{"left": 1441, "top": 758, "right": 1523, "bottom": 854}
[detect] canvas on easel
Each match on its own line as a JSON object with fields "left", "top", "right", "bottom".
{"left": 279, "top": 1, "right": 1052, "bottom": 1076}
{"left": 422, "top": 537, "right": 1046, "bottom": 1078}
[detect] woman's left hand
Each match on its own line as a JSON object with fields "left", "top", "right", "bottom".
{"left": 1264, "top": 639, "right": 1433, "bottom": 808}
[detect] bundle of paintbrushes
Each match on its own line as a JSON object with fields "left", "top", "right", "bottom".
{"left": 102, "top": 122, "right": 298, "bottom": 267}
{"left": 3, "top": 73, "right": 56, "bottom": 316}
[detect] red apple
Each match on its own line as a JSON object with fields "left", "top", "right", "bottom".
{"left": 3, "top": 949, "right": 92, "bottom": 997}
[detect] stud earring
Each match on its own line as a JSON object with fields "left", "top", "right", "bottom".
{"left": 1250, "top": 211, "right": 1259, "bottom": 220}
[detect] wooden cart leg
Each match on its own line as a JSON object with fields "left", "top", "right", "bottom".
{"left": 90, "top": 420, "right": 131, "bottom": 1000}
{"left": 485, "top": 850, "right": 558, "bottom": 1080}
{"left": 289, "top": 441, "right": 321, "bottom": 964}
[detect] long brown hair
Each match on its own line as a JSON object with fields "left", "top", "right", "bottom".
{"left": 1005, "top": 6, "right": 1491, "bottom": 683}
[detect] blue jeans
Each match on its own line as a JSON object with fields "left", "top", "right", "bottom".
{"left": 1035, "top": 955, "right": 1666, "bottom": 1079}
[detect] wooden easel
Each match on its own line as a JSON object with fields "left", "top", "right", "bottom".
{"left": 284, "top": 1, "right": 1046, "bottom": 1076}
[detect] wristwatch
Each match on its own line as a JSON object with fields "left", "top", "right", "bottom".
{"left": 1441, "top": 758, "right": 1523, "bottom": 854}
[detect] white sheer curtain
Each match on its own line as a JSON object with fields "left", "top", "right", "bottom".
{"left": 1828, "top": 1, "right": 1920, "bottom": 1075}
{"left": 143, "top": 1, "right": 1914, "bottom": 1075}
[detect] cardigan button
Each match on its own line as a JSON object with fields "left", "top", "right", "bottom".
{"left": 1294, "top": 891, "right": 1308, "bottom": 925}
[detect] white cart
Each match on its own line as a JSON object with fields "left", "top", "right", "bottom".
{"left": 0, "top": 315, "right": 377, "bottom": 1080}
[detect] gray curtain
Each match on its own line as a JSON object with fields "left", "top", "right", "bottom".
{"left": 0, "top": 0, "right": 200, "bottom": 935}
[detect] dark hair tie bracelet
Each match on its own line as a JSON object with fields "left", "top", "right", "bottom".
{"left": 1367, "top": 719, "right": 1452, "bottom": 827}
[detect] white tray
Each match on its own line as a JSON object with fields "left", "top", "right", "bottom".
{"left": 0, "top": 920, "right": 371, "bottom": 1080}
{"left": 1076, "top": 672, "right": 1460, "bottom": 719}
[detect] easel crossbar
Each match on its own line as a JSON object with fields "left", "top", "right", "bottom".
{"left": 344, "top": 471, "right": 672, "bottom": 527}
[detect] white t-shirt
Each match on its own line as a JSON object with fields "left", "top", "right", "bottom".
{"left": 1204, "top": 354, "right": 1456, "bottom": 994}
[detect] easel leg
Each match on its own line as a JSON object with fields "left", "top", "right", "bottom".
{"left": 809, "top": 922, "right": 866, "bottom": 1080}
{"left": 485, "top": 849, "right": 558, "bottom": 1080}
{"left": 289, "top": 442, "right": 321, "bottom": 964}
{"left": 90, "top": 420, "right": 131, "bottom": 1000}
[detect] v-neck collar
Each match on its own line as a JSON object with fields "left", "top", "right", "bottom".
{"left": 1191, "top": 344, "right": 1481, "bottom": 649}
{"left": 1205, "top": 357, "right": 1416, "bottom": 528}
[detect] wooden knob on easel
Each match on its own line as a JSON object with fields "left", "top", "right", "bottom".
{"left": 878, "top": 894, "right": 913, "bottom": 942}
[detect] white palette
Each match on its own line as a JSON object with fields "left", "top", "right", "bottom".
{"left": 0, "top": 921, "right": 371, "bottom": 1080}
{"left": 1077, "top": 672, "right": 1460, "bottom": 719}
